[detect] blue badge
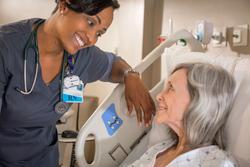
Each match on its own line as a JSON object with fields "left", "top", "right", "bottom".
{"left": 102, "top": 104, "right": 123, "bottom": 136}
{"left": 62, "top": 75, "right": 84, "bottom": 103}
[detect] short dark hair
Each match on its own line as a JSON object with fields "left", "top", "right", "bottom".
{"left": 53, "top": 0, "right": 120, "bottom": 15}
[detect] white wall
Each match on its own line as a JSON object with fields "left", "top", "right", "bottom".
{"left": 0, "top": 0, "right": 56, "bottom": 23}
{"left": 117, "top": 0, "right": 145, "bottom": 67}
{"left": 0, "top": 0, "right": 145, "bottom": 103}
{"left": 162, "top": 0, "right": 250, "bottom": 34}
{"left": 161, "top": 0, "right": 250, "bottom": 79}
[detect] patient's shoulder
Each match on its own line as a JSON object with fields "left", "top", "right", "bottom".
{"left": 194, "top": 145, "right": 238, "bottom": 167}
{"left": 125, "top": 140, "right": 175, "bottom": 167}
{"left": 166, "top": 145, "right": 238, "bottom": 167}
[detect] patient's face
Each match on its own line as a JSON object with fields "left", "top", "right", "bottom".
{"left": 156, "top": 68, "right": 190, "bottom": 135}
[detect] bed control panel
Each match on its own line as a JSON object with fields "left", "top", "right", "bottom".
{"left": 102, "top": 103, "right": 123, "bottom": 136}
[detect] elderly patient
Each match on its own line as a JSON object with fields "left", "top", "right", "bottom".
{"left": 128, "top": 62, "right": 238, "bottom": 167}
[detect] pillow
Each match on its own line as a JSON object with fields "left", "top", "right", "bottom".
{"left": 225, "top": 58, "right": 250, "bottom": 167}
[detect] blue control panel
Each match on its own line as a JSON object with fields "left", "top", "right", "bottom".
{"left": 102, "top": 104, "right": 123, "bottom": 136}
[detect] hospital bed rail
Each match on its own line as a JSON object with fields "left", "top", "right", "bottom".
{"left": 75, "top": 29, "right": 204, "bottom": 167}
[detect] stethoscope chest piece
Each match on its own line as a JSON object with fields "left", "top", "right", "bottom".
{"left": 55, "top": 102, "right": 70, "bottom": 115}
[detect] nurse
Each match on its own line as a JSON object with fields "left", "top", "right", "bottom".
{"left": 0, "top": 0, "right": 155, "bottom": 166}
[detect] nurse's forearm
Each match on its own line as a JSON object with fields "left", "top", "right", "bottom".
{"left": 110, "top": 59, "right": 139, "bottom": 83}
{"left": 110, "top": 59, "right": 130, "bottom": 83}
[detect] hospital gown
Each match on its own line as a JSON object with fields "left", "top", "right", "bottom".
{"left": 126, "top": 140, "right": 238, "bottom": 167}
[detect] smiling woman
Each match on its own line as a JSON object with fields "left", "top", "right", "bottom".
{"left": 127, "top": 62, "right": 238, "bottom": 167}
{"left": 0, "top": 0, "right": 155, "bottom": 166}
{"left": 46, "top": 0, "right": 120, "bottom": 55}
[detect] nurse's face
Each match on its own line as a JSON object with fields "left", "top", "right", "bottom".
{"left": 156, "top": 68, "right": 190, "bottom": 136}
{"left": 56, "top": 5, "right": 114, "bottom": 54}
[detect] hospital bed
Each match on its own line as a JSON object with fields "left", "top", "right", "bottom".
{"left": 75, "top": 30, "right": 250, "bottom": 167}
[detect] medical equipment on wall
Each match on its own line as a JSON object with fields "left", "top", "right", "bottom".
{"left": 194, "top": 20, "right": 213, "bottom": 45}
{"left": 75, "top": 29, "right": 204, "bottom": 167}
{"left": 15, "top": 19, "right": 84, "bottom": 115}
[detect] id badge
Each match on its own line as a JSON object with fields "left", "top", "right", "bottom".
{"left": 62, "top": 75, "right": 84, "bottom": 103}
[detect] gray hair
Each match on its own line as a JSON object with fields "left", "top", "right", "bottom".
{"left": 172, "top": 62, "right": 236, "bottom": 149}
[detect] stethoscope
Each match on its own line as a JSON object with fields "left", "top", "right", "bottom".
{"left": 15, "top": 20, "right": 42, "bottom": 95}
{"left": 16, "top": 19, "right": 74, "bottom": 114}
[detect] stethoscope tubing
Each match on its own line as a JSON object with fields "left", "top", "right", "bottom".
{"left": 19, "top": 59, "right": 39, "bottom": 95}
{"left": 16, "top": 30, "right": 40, "bottom": 95}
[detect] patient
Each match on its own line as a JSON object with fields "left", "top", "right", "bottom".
{"left": 128, "top": 62, "right": 238, "bottom": 167}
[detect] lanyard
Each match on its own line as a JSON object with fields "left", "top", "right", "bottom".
{"left": 56, "top": 51, "right": 78, "bottom": 114}
{"left": 60, "top": 52, "right": 76, "bottom": 100}
{"left": 67, "top": 55, "right": 75, "bottom": 75}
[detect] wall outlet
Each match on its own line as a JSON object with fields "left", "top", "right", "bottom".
{"left": 233, "top": 24, "right": 248, "bottom": 47}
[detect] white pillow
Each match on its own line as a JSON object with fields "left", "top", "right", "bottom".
{"left": 225, "top": 58, "right": 250, "bottom": 167}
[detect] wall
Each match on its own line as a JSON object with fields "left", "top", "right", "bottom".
{"left": 161, "top": 0, "right": 250, "bottom": 78}
{"left": 162, "top": 0, "right": 250, "bottom": 33}
{"left": 141, "top": 0, "right": 164, "bottom": 89}
{"left": 0, "top": 0, "right": 145, "bottom": 103}
{"left": 0, "top": 0, "right": 56, "bottom": 23}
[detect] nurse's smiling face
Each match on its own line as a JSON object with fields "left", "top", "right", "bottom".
{"left": 156, "top": 68, "right": 191, "bottom": 136}
{"left": 56, "top": 5, "right": 114, "bottom": 54}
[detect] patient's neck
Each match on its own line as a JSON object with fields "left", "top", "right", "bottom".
{"left": 175, "top": 134, "right": 190, "bottom": 153}
{"left": 154, "top": 131, "right": 191, "bottom": 167}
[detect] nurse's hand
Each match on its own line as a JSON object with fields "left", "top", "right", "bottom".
{"left": 124, "top": 73, "right": 156, "bottom": 126}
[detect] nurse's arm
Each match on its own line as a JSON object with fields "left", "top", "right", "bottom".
{"left": 110, "top": 59, "right": 155, "bottom": 126}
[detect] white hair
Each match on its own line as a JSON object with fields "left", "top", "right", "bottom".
{"left": 172, "top": 62, "right": 236, "bottom": 149}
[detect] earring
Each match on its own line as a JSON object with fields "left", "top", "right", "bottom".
{"left": 60, "top": 10, "right": 64, "bottom": 16}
